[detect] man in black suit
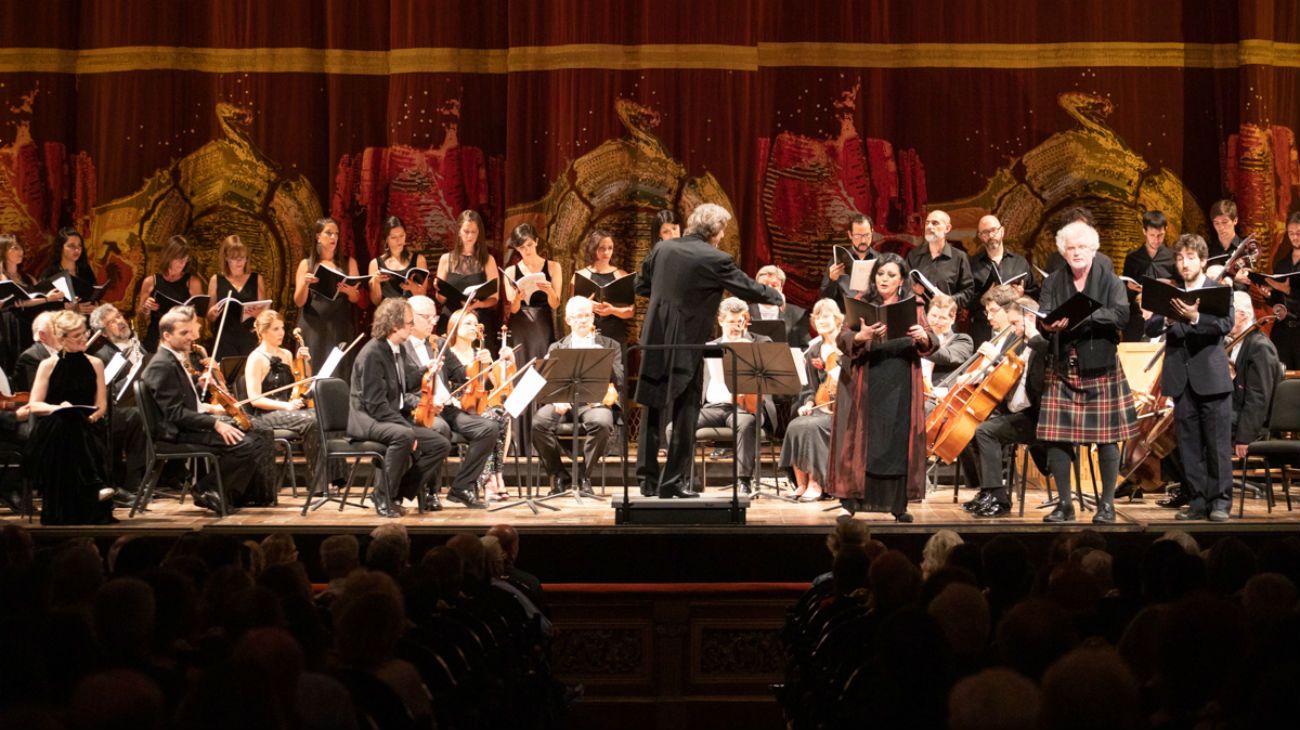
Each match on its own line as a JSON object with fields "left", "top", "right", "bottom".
{"left": 532, "top": 296, "right": 623, "bottom": 496}
{"left": 13, "top": 311, "right": 59, "bottom": 392}
{"left": 401, "top": 295, "right": 493, "bottom": 509}
{"left": 750, "top": 265, "right": 810, "bottom": 349}
{"left": 349, "top": 297, "right": 451, "bottom": 517}
{"left": 89, "top": 303, "right": 147, "bottom": 502}
{"left": 139, "top": 307, "right": 272, "bottom": 513}
{"left": 1145, "top": 234, "right": 1235, "bottom": 522}
{"left": 635, "top": 203, "right": 783, "bottom": 498}
{"left": 923, "top": 294, "right": 974, "bottom": 393}
{"left": 819, "top": 213, "right": 877, "bottom": 306}
{"left": 1228, "top": 291, "right": 1283, "bottom": 458}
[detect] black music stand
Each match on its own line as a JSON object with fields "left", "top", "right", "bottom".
{"left": 533, "top": 347, "right": 615, "bottom": 506}
{"left": 719, "top": 341, "right": 803, "bottom": 500}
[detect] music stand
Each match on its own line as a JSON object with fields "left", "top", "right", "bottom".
{"left": 719, "top": 341, "right": 803, "bottom": 500}
{"left": 533, "top": 347, "right": 616, "bottom": 506}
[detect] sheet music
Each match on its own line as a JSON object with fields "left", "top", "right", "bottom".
{"left": 0, "top": 366, "right": 10, "bottom": 397}
{"left": 791, "top": 347, "right": 808, "bottom": 387}
{"left": 104, "top": 352, "right": 128, "bottom": 384}
{"left": 316, "top": 347, "right": 345, "bottom": 380}
{"left": 504, "top": 366, "right": 546, "bottom": 418}
{"left": 513, "top": 272, "right": 547, "bottom": 301}
{"left": 911, "top": 269, "right": 940, "bottom": 296}
{"left": 848, "top": 259, "right": 876, "bottom": 293}
{"left": 115, "top": 356, "right": 145, "bottom": 402}
{"left": 704, "top": 358, "right": 733, "bottom": 403}
{"left": 51, "top": 275, "right": 75, "bottom": 302}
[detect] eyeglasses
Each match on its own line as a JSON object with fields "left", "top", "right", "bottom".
{"left": 414, "top": 311, "right": 435, "bottom": 321}
{"left": 978, "top": 226, "right": 1002, "bottom": 238}
{"left": 849, "top": 233, "right": 872, "bottom": 241}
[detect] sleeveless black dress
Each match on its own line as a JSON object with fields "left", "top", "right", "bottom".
{"left": 213, "top": 273, "right": 261, "bottom": 361}
{"left": 247, "top": 350, "right": 337, "bottom": 494}
{"left": 378, "top": 259, "right": 413, "bottom": 300}
{"left": 440, "top": 258, "right": 499, "bottom": 352}
{"left": 588, "top": 269, "right": 630, "bottom": 345}
{"left": 299, "top": 261, "right": 357, "bottom": 382}
{"left": 507, "top": 260, "right": 557, "bottom": 367}
{"left": 26, "top": 352, "right": 112, "bottom": 524}
{"left": 145, "top": 272, "right": 194, "bottom": 352}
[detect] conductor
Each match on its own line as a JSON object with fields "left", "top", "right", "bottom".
{"left": 634, "top": 204, "right": 783, "bottom": 498}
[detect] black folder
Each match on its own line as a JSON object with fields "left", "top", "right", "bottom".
{"left": 380, "top": 266, "right": 430, "bottom": 286}
{"left": 309, "top": 264, "right": 372, "bottom": 301}
{"left": 1139, "top": 277, "right": 1231, "bottom": 319}
{"left": 747, "top": 319, "right": 787, "bottom": 342}
{"left": 435, "top": 277, "right": 498, "bottom": 310}
{"left": 1038, "top": 290, "right": 1102, "bottom": 328}
{"left": 843, "top": 295, "right": 918, "bottom": 338}
{"left": 572, "top": 272, "right": 636, "bottom": 306}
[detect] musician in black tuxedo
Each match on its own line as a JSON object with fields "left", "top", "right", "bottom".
{"left": 532, "top": 296, "right": 623, "bottom": 496}
{"left": 1144, "top": 235, "right": 1235, "bottom": 521}
{"left": 349, "top": 298, "right": 451, "bottom": 517}
{"left": 89, "top": 303, "right": 147, "bottom": 502}
{"left": 13, "top": 310, "right": 59, "bottom": 392}
{"left": 139, "top": 307, "right": 272, "bottom": 513}
{"left": 923, "top": 294, "right": 974, "bottom": 391}
{"left": 750, "top": 265, "right": 810, "bottom": 349}
{"left": 635, "top": 203, "right": 783, "bottom": 498}
{"left": 1228, "top": 291, "right": 1283, "bottom": 458}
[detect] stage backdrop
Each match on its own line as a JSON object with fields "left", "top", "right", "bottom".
{"left": 2, "top": 0, "right": 1297, "bottom": 333}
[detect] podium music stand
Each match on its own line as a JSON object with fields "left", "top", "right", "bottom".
{"left": 719, "top": 341, "right": 804, "bottom": 500}
{"left": 530, "top": 347, "right": 616, "bottom": 507}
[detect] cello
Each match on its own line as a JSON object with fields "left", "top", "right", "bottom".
{"left": 928, "top": 336, "right": 1026, "bottom": 464}
{"left": 925, "top": 328, "right": 1014, "bottom": 451}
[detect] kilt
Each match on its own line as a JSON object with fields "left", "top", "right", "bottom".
{"left": 1036, "top": 359, "right": 1139, "bottom": 444}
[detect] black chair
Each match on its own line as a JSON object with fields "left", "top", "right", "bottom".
{"left": 0, "top": 446, "right": 33, "bottom": 521}
{"left": 130, "top": 380, "right": 227, "bottom": 517}
{"left": 1241, "top": 378, "right": 1300, "bottom": 516}
{"left": 550, "top": 407, "right": 624, "bottom": 496}
{"left": 303, "top": 377, "right": 388, "bottom": 515}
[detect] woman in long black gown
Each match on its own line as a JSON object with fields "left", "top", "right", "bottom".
{"left": 368, "top": 215, "right": 430, "bottom": 305}
{"left": 206, "top": 235, "right": 267, "bottom": 361}
{"left": 434, "top": 210, "right": 500, "bottom": 350}
{"left": 292, "top": 218, "right": 363, "bottom": 381}
{"left": 25, "top": 310, "right": 114, "bottom": 524}
{"left": 572, "top": 229, "right": 635, "bottom": 353}
{"left": 41, "top": 227, "right": 99, "bottom": 317}
{"left": 138, "top": 235, "right": 205, "bottom": 352}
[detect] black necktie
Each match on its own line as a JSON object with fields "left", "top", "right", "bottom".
{"left": 394, "top": 346, "right": 406, "bottom": 393}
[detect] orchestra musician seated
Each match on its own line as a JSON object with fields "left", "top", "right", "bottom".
{"left": 531, "top": 296, "right": 623, "bottom": 496}
{"left": 666, "top": 297, "right": 772, "bottom": 495}
{"left": 402, "top": 295, "right": 496, "bottom": 509}
{"left": 922, "top": 294, "right": 973, "bottom": 398}
{"left": 139, "top": 306, "right": 275, "bottom": 514}
{"left": 962, "top": 288, "right": 1049, "bottom": 518}
{"left": 1228, "top": 291, "right": 1284, "bottom": 471}
{"left": 87, "top": 304, "right": 148, "bottom": 504}
{"left": 779, "top": 299, "right": 843, "bottom": 502}
{"left": 14, "top": 311, "right": 60, "bottom": 392}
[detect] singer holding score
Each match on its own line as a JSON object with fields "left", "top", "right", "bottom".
{"left": 293, "top": 217, "right": 363, "bottom": 380}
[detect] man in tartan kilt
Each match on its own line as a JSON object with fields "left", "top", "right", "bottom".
{"left": 1037, "top": 222, "right": 1140, "bottom": 523}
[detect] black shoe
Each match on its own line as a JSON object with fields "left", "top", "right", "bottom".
{"left": 192, "top": 490, "right": 225, "bottom": 514}
{"left": 1157, "top": 487, "right": 1189, "bottom": 509}
{"left": 1043, "top": 508, "right": 1076, "bottom": 523}
{"left": 658, "top": 485, "right": 699, "bottom": 499}
{"left": 112, "top": 489, "right": 138, "bottom": 507}
{"left": 1114, "top": 481, "right": 1136, "bottom": 500}
{"left": 963, "top": 490, "right": 994, "bottom": 512}
{"left": 422, "top": 493, "right": 443, "bottom": 512}
{"left": 894, "top": 512, "right": 914, "bottom": 523}
{"left": 578, "top": 480, "right": 596, "bottom": 498}
{"left": 1175, "top": 508, "right": 1207, "bottom": 521}
{"left": 446, "top": 490, "right": 486, "bottom": 509}
{"left": 974, "top": 502, "right": 1011, "bottom": 518}
{"left": 551, "top": 472, "right": 573, "bottom": 496}
{"left": 639, "top": 480, "right": 657, "bottom": 497}
{"left": 1092, "top": 503, "right": 1115, "bottom": 524}
{"left": 375, "top": 503, "right": 401, "bottom": 518}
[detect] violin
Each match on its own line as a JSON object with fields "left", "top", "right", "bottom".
{"left": 0, "top": 392, "right": 30, "bottom": 412}
{"left": 487, "top": 325, "right": 517, "bottom": 409}
{"left": 186, "top": 344, "right": 252, "bottom": 431}
{"left": 289, "top": 327, "right": 314, "bottom": 408}
{"left": 413, "top": 335, "right": 442, "bottom": 428}
{"left": 459, "top": 324, "right": 492, "bottom": 415}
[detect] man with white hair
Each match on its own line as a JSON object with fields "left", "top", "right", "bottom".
{"left": 634, "top": 203, "right": 782, "bottom": 498}
{"left": 88, "top": 303, "right": 148, "bottom": 503}
{"left": 906, "top": 209, "right": 974, "bottom": 310}
{"left": 13, "top": 310, "right": 60, "bottom": 391}
{"left": 1228, "top": 290, "right": 1283, "bottom": 461}
{"left": 969, "top": 214, "right": 1037, "bottom": 345}
{"left": 531, "top": 296, "right": 623, "bottom": 496}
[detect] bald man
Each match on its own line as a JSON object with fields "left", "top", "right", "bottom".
{"left": 907, "top": 209, "right": 974, "bottom": 311}
{"left": 968, "top": 214, "right": 1037, "bottom": 344}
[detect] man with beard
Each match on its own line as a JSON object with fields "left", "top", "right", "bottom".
{"left": 907, "top": 209, "right": 974, "bottom": 312}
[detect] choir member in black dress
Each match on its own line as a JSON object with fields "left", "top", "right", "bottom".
{"left": 293, "top": 217, "right": 363, "bottom": 380}
{"left": 24, "top": 310, "right": 114, "bottom": 524}
{"left": 1121, "top": 211, "right": 1176, "bottom": 342}
{"left": 244, "top": 309, "right": 335, "bottom": 498}
{"left": 206, "top": 235, "right": 267, "bottom": 361}
{"left": 0, "top": 234, "right": 65, "bottom": 373}
{"left": 41, "top": 227, "right": 99, "bottom": 316}
{"left": 347, "top": 298, "right": 450, "bottom": 517}
{"left": 503, "top": 222, "right": 561, "bottom": 370}
{"left": 906, "top": 210, "right": 974, "bottom": 310}
{"left": 140, "top": 306, "right": 275, "bottom": 513}
{"left": 1037, "top": 222, "right": 1139, "bottom": 524}
{"left": 780, "top": 299, "right": 843, "bottom": 502}
{"left": 1261, "top": 212, "right": 1300, "bottom": 369}
{"left": 969, "top": 214, "right": 1037, "bottom": 344}
{"left": 368, "top": 215, "right": 430, "bottom": 304}
{"left": 573, "top": 229, "right": 635, "bottom": 357}
{"left": 434, "top": 209, "right": 500, "bottom": 348}
{"left": 138, "top": 235, "right": 206, "bottom": 352}
{"left": 820, "top": 213, "right": 877, "bottom": 306}
{"left": 827, "top": 253, "right": 937, "bottom": 522}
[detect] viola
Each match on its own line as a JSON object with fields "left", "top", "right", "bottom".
{"left": 486, "top": 324, "right": 517, "bottom": 409}
{"left": 289, "top": 327, "right": 314, "bottom": 408}
{"left": 459, "top": 324, "right": 492, "bottom": 415}
{"left": 0, "top": 392, "right": 30, "bottom": 412}
{"left": 184, "top": 345, "right": 252, "bottom": 430}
